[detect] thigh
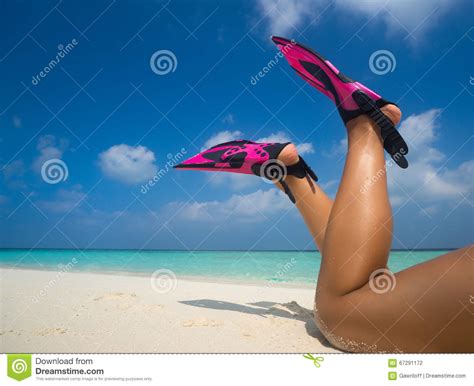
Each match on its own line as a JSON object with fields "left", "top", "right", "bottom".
{"left": 318, "top": 246, "right": 474, "bottom": 352}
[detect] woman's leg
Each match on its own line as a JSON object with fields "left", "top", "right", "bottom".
{"left": 277, "top": 146, "right": 333, "bottom": 252}
{"left": 276, "top": 106, "right": 473, "bottom": 352}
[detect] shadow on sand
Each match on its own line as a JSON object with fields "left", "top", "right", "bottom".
{"left": 179, "top": 299, "right": 332, "bottom": 349}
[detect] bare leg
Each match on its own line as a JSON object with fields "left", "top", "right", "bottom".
{"left": 276, "top": 106, "right": 474, "bottom": 352}
{"left": 319, "top": 112, "right": 394, "bottom": 297}
{"left": 277, "top": 146, "right": 333, "bottom": 252}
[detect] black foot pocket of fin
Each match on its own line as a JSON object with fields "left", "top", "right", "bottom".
{"left": 281, "top": 156, "right": 318, "bottom": 204}
{"left": 383, "top": 134, "right": 409, "bottom": 169}
{"left": 352, "top": 90, "right": 409, "bottom": 169}
{"left": 388, "top": 150, "right": 408, "bottom": 169}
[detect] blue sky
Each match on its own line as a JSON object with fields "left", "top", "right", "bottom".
{"left": 0, "top": 0, "right": 473, "bottom": 250}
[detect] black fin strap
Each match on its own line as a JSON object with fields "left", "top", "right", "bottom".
{"left": 280, "top": 179, "right": 296, "bottom": 204}
{"left": 280, "top": 156, "right": 318, "bottom": 204}
{"left": 352, "top": 90, "right": 409, "bottom": 169}
{"left": 286, "top": 156, "right": 318, "bottom": 181}
{"left": 299, "top": 156, "right": 318, "bottom": 182}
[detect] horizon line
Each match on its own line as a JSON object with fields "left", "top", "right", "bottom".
{"left": 0, "top": 247, "right": 458, "bottom": 252}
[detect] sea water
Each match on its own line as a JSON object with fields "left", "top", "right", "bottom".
{"left": 0, "top": 249, "right": 449, "bottom": 286}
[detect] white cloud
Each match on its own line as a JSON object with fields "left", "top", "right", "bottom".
{"left": 388, "top": 109, "right": 473, "bottom": 206}
{"left": 296, "top": 142, "right": 315, "bottom": 155}
{"left": 334, "top": 0, "right": 462, "bottom": 41}
{"left": 256, "top": 131, "right": 314, "bottom": 155}
{"left": 217, "top": 26, "right": 225, "bottom": 43}
{"left": 99, "top": 144, "right": 158, "bottom": 184}
{"left": 396, "top": 109, "right": 440, "bottom": 150}
{"left": 221, "top": 113, "right": 235, "bottom": 125}
{"left": 170, "top": 188, "right": 292, "bottom": 223}
{"left": 2, "top": 159, "right": 26, "bottom": 189}
{"left": 257, "top": 0, "right": 319, "bottom": 36}
{"left": 33, "top": 135, "right": 68, "bottom": 173}
{"left": 335, "top": 138, "right": 347, "bottom": 155}
{"left": 3, "top": 159, "right": 25, "bottom": 179}
{"left": 38, "top": 185, "right": 86, "bottom": 214}
{"left": 207, "top": 172, "right": 262, "bottom": 191}
{"left": 256, "top": 132, "right": 289, "bottom": 143}
{"left": 202, "top": 130, "right": 243, "bottom": 150}
{"left": 13, "top": 115, "right": 22, "bottom": 128}
{"left": 318, "top": 109, "right": 472, "bottom": 207}
{"left": 322, "top": 137, "right": 347, "bottom": 159}
{"left": 256, "top": 0, "right": 461, "bottom": 43}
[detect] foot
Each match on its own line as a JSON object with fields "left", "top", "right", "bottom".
{"left": 277, "top": 143, "right": 300, "bottom": 167}
{"left": 277, "top": 105, "right": 401, "bottom": 167}
{"left": 380, "top": 104, "right": 402, "bottom": 126}
{"left": 271, "top": 142, "right": 319, "bottom": 202}
{"left": 346, "top": 103, "right": 402, "bottom": 131}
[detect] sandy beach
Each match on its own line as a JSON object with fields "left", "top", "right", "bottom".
{"left": 0, "top": 268, "right": 338, "bottom": 353}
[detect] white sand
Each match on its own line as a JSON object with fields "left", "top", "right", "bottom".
{"left": 0, "top": 268, "right": 339, "bottom": 353}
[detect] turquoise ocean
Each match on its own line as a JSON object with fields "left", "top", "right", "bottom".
{"left": 0, "top": 249, "right": 449, "bottom": 286}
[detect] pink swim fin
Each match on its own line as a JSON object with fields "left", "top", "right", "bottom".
{"left": 272, "top": 36, "right": 408, "bottom": 168}
{"left": 174, "top": 140, "right": 317, "bottom": 203}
